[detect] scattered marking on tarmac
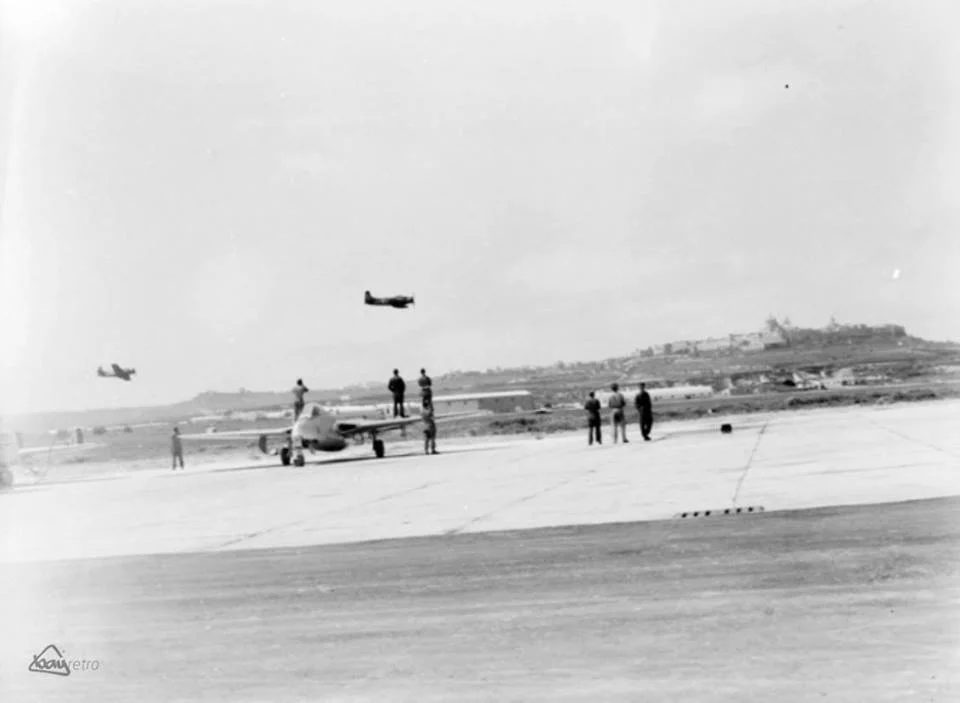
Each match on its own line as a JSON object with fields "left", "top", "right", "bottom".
{"left": 216, "top": 519, "right": 309, "bottom": 550}
{"left": 370, "top": 481, "right": 441, "bottom": 505}
{"left": 731, "top": 420, "right": 769, "bottom": 506}
{"left": 675, "top": 506, "right": 766, "bottom": 519}
{"left": 859, "top": 414, "right": 960, "bottom": 459}
{"left": 444, "top": 468, "right": 599, "bottom": 536}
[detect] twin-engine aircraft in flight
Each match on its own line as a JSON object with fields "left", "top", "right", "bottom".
{"left": 97, "top": 363, "right": 136, "bottom": 381}
{"left": 181, "top": 401, "right": 484, "bottom": 466}
{"left": 364, "top": 290, "right": 414, "bottom": 309}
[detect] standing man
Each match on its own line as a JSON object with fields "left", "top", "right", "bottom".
{"left": 388, "top": 369, "right": 406, "bottom": 418}
{"left": 171, "top": 426, "right": 185, "bottom": 470}
{"left": 635, "top": 382, "right": 654, "bottom": 441}
{"left": 608, "top": 383, "right": 629, "bottom": 444}
{"left": 584, "top": 391, "right": 602, "bottom": 445}
{"left": 292, "top": 378, "right": 309, "bottom": 420}
{"left": 422, "top": 401, "right": 438, "bottom": 455}
{"left": 418, "top": 368, "right": 433, "bottom": 408}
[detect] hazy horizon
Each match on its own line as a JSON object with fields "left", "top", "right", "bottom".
{"left": 3, "top": 0, "right": 959, "bottom": 415}
{"left": 2, "top": 312, "right": 947, "bottom": 418}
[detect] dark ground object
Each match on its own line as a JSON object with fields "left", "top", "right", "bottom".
{"left": 677, "top": 506, "right": 764, "bottom": 518}
{"left": 721, "top": 423, "right": 733, "bottom": 434}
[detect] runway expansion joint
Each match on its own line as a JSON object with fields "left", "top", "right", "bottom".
{"left": 674, "top": 506, "right": 766, "bottom": 519}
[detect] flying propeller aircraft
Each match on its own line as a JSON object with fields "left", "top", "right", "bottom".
{"left": 364, "top": 290, "right": 414, "bottom": 309}
{"left": 97, "top": 363, "right": 136, "bottom": 381}
{"left": 180, "top": 401, "right": 486, "bottom": 466}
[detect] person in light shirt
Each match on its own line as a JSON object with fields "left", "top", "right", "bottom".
{"left": 422, "top": 401, "right": 438, "bottom": 455}
{"left": 607, "top": 383, "right": 629, "bottom": 444}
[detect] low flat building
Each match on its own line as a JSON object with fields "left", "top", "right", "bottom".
{"left": 594, "top": 385, "right": 714, "bottom": 404}
{"left": 431, "top": 390, "right": 536, "bottom": 414}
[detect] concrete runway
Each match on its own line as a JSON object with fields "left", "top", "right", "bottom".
{"left": 1, "top": 400, "right": 959, "bottom": 700}
{"left": 2, "top": 400, "right": 958, "bottom": 563}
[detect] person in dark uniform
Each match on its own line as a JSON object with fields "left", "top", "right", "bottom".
{"left": 584, "top": 391, "right": 602, "bottom": 445}
{"left": 292, "top": 379, "right": 309, "bottom": 420}
{"left": 422, "top": 401, "right": 438, "bottom": 454}
{"left": 418, "top": 368, "right": 433, "bottom": 408}
{"left": 171, "top": 426, "right": 185, "bottom": 470}
{"left": 635, "top": 382, "right": 654, "bottom": 441}
{"left": 608, "top": 383, "right": 629, "bottom": 444}
{"left": 388, "top": 369, "right": 406, "bottom": 417}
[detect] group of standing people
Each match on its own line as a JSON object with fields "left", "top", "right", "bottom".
{"left": 584, "top": 382, "right": 654, "bottom": 446}
{"left": 171, "top": 373, "right": 649, "bottom": 470}
{"left": 389, "top": 369, "right": 436, "bottom": 454}
{"left": 387, "top": 368, "right": 433, "bottom": 417}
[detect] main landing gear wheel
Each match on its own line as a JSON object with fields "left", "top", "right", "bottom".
{"left": 373, "top": 439, "right": 385, "bottom": 458}
{"left": 280, "top": 446, "right": 291, "bottom": 466}
{"left": 293, "top": 454, "right": 305, "bottom": 467}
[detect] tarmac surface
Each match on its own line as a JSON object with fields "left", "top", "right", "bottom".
{"left": 1, "top": 399, "right": 959, "bottom": 700}
{"left": 2, "top": 399, "right": 958, "bottom": 563}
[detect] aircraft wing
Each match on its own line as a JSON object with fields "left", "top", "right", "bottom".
{"left": 334, "top": 410, "right": 491, "bottom": 436}
{"left": 18, "top": 443, "right": 100, "bottom": 457}
{"left": 179, "top": 426, "right": 291, "bottom": 441}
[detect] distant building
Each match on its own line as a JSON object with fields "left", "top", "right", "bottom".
{"left": 595, "top": 385, "right": 713, "bottom": 403}
{"left": 432, "top": 391, "right": 536, "bottom": 414}
{"left": 694, "top": 337, "right": 730, "bottom": 353}
{"left": 646, "top": 323, "right": 788, "bottom": 357}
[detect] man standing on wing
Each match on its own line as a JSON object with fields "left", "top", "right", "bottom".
{"left": 388, "top": 369, "right": 406, "bottom": 418}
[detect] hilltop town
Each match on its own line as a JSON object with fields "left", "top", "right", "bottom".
{"left": 413, "top": 317, "right": 957, "bottom": 407}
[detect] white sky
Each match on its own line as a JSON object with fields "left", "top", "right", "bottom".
{"left": 1, "top": 0, "right": 959, "bottom": 414}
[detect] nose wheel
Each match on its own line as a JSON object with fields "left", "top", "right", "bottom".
{"left": 280, "top": 446, "right": 291, "bottom": 466}
{"left": 373, "top": 439, "right": 385, "bottom": 458}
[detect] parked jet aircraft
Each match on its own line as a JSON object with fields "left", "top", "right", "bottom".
{"left": 180, "top": 401, "right": 485, "bottom": 466}
{"left": 97, "top": 363, "right": 136, "bottom": 381}
{"left": 0, "top": 429, "right": 99, "bottom": 488}
{"left": 364, "top": 290, "right": 414, "bottom": 309}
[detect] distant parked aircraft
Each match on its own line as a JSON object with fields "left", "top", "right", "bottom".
{"left": 0, "top": 429, "right": 99, "bottom": 488}
{"left": 364, "top": 290, "right": 414, "bottom": 309}
{"left": 97, "top": 363, "right": 136, "bottom": 381}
